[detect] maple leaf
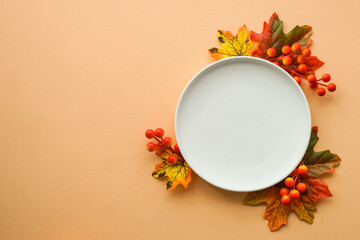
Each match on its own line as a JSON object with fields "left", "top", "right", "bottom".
{"left": 209, "top": 25, "right": 259, "bottom": 59}
{"left": 243, "top": 126, "right": 341, "bottom": 231}
{"left": 152, "top": 149, "right": 192, "bottom": 190}
{"left": 251, "top": 12, "right": 313, "bottom": 58}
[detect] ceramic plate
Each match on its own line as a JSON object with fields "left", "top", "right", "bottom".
{"left": 175, "top": 56, "right": 311, "bottom": 192}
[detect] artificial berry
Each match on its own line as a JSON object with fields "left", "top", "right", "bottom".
{"left": 298, "top": 64, "right": 308, "bottom": 73}
{"left": 154, "top": 128, "right": 164, "bottom": 138}
{"left": 327, "top": 83, "right": 336, "bottom": 92}
{"left": 267, "top": 48, "right": 276, "bottom": 57}
{"left": 285, "top": 177, "right": 295, "bottom": 187}
{"left": 167, "top": 154, "right": 177, "bottom": 164}
{"left": 294, "top": 76, "right": 301, "bottom": 85}
{"left": 302, "top": 48, "right": 311, "bottom": 57}
{"left": 298, "top": 165, "right": 308, "bottom": 175}
{"left": 146, "top": 142, "right": 157, "bottom": 152}
{"left": 322, "top": 73, "right": 331, "bottom": 82}
{"left": 273, "top": 61, "right": 280, "bottom": 66}
{"left": 282, "top": 45, "right": 291, "bottom": 54}
{"left": 296, "top": 183, "right": 307, "bottom": 193}
{"left": 280, "top": 188, "right": 289, "bottom": 196}
{"left": 289, "top": 190, "right": 300, "bottom": 199}
{"left": 307, "top": 74, "right": 317, "bottom": 83}
{"left": 291, "top": 42, "right": 301, "bottom": 52}
{"left": 282, "top": 56, "right": 292, "bottom": 66}
{"left": 163, "top": 137, "right": 173, "bottom": 146}
{"left": 317, "top": 88, "right": 326, "bottom": 96}
{"left": 145, "top": 129, "right": 155, "bottom": 139}
{"left": 174, "top": 144, "right": 180, "bottom": 153}
{"left": 309, "top": 82, "right": 318, "bottom": 89}
{"left": 281, "top": 195, "right": 291, "bottom": 205}
{"left": 297, "top": 55, "right": 306, "bottom": 64}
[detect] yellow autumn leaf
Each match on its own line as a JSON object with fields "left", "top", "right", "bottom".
{"left": 209, "top": 25, "right": 259, "bottom": 59}
{"left": 152, "top": 149, "right": 192, "bottom": 190}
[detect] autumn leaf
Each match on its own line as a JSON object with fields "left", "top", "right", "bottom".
{"left": 209, "top": 25, "right": 259, "bottom": 59}
{"left": 152, "top": 148, "right": 192, "bottom": 190}
{"left": 251, "top": 12, "right": 313, "bottom": 58}
{"left": 244, "top": 126, "right": 341, "bottom": 231}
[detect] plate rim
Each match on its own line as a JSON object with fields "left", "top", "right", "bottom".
{"left": 175, "top": 56, "right": 311, "bottom": 192}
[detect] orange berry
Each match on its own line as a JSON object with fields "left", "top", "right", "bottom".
{"left": 154, "top": 128, "right": 164, "bottom": 138}
{"left": 280, "top": 188, "right": 289, "bottom": 196}
{"left": 309, "top": 82, "right": 318, "bottom": 89}
{"left": 267, "top": 48, "right": 277, "bottom": 57}
{"left": 145, "top": 129, "right": 155, "bottom": 139}
{"left": 281, "top": 195, "right": 291, "bottom": 205}
{"left": 322, "top": 73, "right": 331, "bottom": 82}
{"left": 285, "top": 177, "right": 295, "bottom": 187}
{"left": 174, "top": 144, "right": 180, "bottom": 153}
{"left": 294, "top": 76, "right": 301, "bottom": 85}
{"left": 163, "top": 137, "right": 173, "bottom": 146}
{"left": 317, "top": 88, "right": 326, "bottom": 96}
{"left": 307, "top": 74, "right": 317, "bottom": 83}
{"left": 327, "top": 83, "right": 336, "bottom": 92}
{"left": 282, "top": 56, "right": 292, "bottom": 66}
{"left": 167, "top": 154, "right": 177, "bottom": 164}
{"left": 289, "top": 190, "right": 300, "bottom": 199}
{"left": 146, "top": 142, "right": 157, "bottom": 152}
{"left": 298, "top": 165, "right": 308, "bottom": 175}
{"left": 302, "top": 48, "right": 311, "bottom": 57}
{"left": 296, "top": 183, "right": 307, "bottom": 193}
{"left": 273, "top": 61, "right": 280, "bottom": 66}
{"left": 292, "top": 42, "right": 301, "bottom": 52}
{"left": 282, "top": 45, "right": 291, "bottom": 54}
{"left": 297, "top": 55, "right": 306, "bottom": 64}
{"left": 298, "top": 64, "right": 308, "bottom": 73}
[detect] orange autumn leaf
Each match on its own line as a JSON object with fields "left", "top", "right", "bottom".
{"left": 152, "top": 148, "right": 192, "bottom": 190}
{"left": 244, "top": 126, "right": 340, "bottom": 231}
{"left": 209, "top": 25, "right": 259, "bottom": 59}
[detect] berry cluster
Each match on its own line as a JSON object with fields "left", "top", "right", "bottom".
{"left": 280, "top": 163, "right": 308, "bottom": 205}
{"left": 266, "top": 43, "right": 336, "bottom": 96}
{"left": 145, "top": 128, "right": 183, "bottom": 164}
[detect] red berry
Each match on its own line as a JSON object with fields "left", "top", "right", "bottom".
{"left": 294, "top": 76, "right": 301, "bottom": 85}
{"left": 307, "top": 74, "right": 317, "bottom": 83}
{"left": 298, "top": 64, "right": 308, "bottom": 73}
{"left": 282, "top": 56, "right": 292, "bottom": 66}
{"left": 163, "top": 137, "right": 173, "bottom": 146}
{"left": 267, "top": 48, "right": 276, "bottom": 57}
{"left": 327, "top": 83, "right": 336, "bottom": 92}
{"left": 273, "top": 61, "right": 280, "bottom": 66}
{"left": 145, "top": 129, "right": 155, "bottom": 139}
{"left": 146, "top": 142, "right": 157, "bottom": 152}
{"left": 289, "top": 190, "right": 300, "bottom": 199}
{"left": 322, "top": 73, "right": 331, "bottom": 82}
{"left": 291, "top": 42, "right": 301, "bottom": 52}
{"left": 317, "top": 88, "right": 326, "bottom": 96}
{"left": 174, "top": 144, "right": 180, "bottom": 153}
{"left": 167, "top": 154, "right": 177, "bottom": 164}
{"left": 280, "top": 188, "right": 289, "bottom": 196}
{"left": 282, "top": 45, "right": 291, "bottom": 54}
{"left": 296, "top": 183, "right": 307, "bottom": 193}
{"left": 297, "top": 55, "right": 306, "bottom": 64}
{"left": 281, "top": 195, "right": 291, "bottom": 205}
{"left": 154, "top": 128, "right": 164, "bottom": 138}
{"left": 309, "top": 82, "right": 318, "bottom": 89}
{"left": 285, "top": 177, "right": 295, "bottom": 187}
{"left": 302, "top": 48, "right": 311, "bottom": 57}
{"left": 298, "top": 165, "right": 308, "bottom": 175}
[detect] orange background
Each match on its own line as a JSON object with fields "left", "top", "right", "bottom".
{"left": 0, "top": 0, "right": 359, "bottom": 239}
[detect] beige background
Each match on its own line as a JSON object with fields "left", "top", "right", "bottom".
{"left": 0, "top": 0, "right": 359, "bottom": 239}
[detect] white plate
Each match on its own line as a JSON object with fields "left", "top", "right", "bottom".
{"left": 175, "top": 56, "right": 311, "bottom": 192}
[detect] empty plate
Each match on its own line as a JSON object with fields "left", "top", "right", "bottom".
{"left": 175, "top": 56, "right": 311, "bottom": 192}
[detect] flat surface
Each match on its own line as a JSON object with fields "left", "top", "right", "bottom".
{"left": 0, "top": 1, "right": 359, "bottom": 240}
{"left": 176, "top": 57, "right": 311, "bottom": 191}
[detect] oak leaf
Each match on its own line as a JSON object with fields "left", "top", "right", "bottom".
{"left": 209, "top": 25, "right": 259, "bottom": 59}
